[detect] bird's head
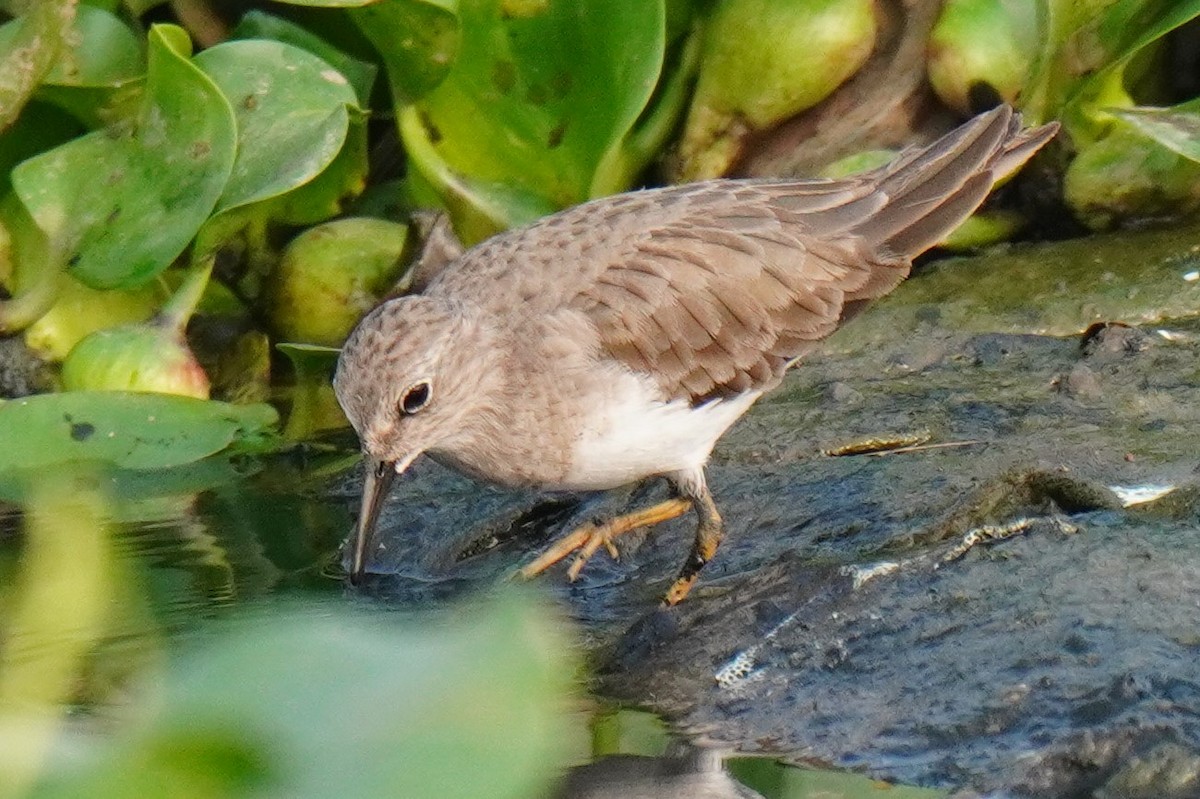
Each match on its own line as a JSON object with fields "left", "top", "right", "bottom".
{"left": 333, "top": 294, "right": 492, "bottom": 582}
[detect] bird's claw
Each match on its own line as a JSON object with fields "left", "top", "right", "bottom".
{"left": 519, "top": 521, "right": 620, "bottom": 582}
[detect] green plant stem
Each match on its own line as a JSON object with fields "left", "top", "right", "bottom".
{"left": 159, "top": 258, "right": 212, "bottom": 335}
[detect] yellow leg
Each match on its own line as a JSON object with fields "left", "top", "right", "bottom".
{"left": 663, "top": 489, "right": 724, "bottom": 606}
{"left": 519, "top": 497, "right": 692, "bottom": 582}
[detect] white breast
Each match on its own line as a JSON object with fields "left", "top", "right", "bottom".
{"left": 561, "top": 370, "right": 761, "bottom": 491}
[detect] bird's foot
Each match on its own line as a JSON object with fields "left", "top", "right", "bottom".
{"left": 519, "top": 497, "right": 692, "bottom": 583}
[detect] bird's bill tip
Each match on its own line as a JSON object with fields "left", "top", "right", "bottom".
{"left": 348, "top": 456, "right": 398, "bottom": 585}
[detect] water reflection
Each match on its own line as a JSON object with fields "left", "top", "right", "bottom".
{"left": 558, "top": 745, "right": 765, "bottom": 799}
{"left": 0, "top": 449, "right": 942, "bottom": 798}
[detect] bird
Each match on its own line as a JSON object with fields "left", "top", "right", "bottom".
{"left": 334, "top": 105, "right": 1058, "bottom": 604}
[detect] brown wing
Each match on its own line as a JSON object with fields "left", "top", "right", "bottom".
{"left": 429, "top": 106, "right": 1058, "bottom": 404}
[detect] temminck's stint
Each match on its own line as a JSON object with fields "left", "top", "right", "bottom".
{"left": 335, "top": 105, "right": 1058, "bottom": 604}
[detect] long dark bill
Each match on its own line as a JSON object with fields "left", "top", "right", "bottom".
{"left": 349, "top": 457, "right": 396, "bottom": 586}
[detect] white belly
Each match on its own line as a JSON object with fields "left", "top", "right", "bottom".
{"left": 561, "top": 371, "right": 761, "bottom": 490}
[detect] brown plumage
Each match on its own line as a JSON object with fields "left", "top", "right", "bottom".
{"left": 335, "top": 105, "right": 1058, "bottom": 602}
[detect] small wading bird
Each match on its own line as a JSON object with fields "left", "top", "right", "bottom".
{"left": 334, "top": 105, "right": 1058, "bottom": 604}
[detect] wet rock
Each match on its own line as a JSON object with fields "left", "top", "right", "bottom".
{"left": 1081, "top": 321, "right": 1153, "bottom": 359}
{"left": 0, "top": 335, "right": 50, "bottom": 398}
{"left": 823, "top": 381, "right": 863, "bottom": 405}
{"left": 1056, "top": 362, "right": 1103, "bottom": 399}
{"left": 1096, "top": 742, "right": 1200, "bottom": 799}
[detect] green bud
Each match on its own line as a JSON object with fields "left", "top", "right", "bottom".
{"left": 678, "top": 0, "right": 877, "bottom": 179}
{"left": 60, "top": 263, "right": 212, "bottom": 399}
{"left": 927, "top": 0, "right": 1038, "bottom": 115}
{"left": 1064, "top": 121, "right": 1200, "bottom": 230}
{"left": 266, "top": 217, "right": 409, "bottom": 347}
{"left": 61, "top": 325, "right": 211, "bottom": 399}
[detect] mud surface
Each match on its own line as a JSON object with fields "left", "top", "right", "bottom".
{"left": 345, "top": 224, "right": 1200, "bottom": 797}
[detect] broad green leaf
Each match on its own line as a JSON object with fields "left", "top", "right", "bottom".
{"left": 39, "top": 5, "right": 143, "bottom": 87}
{"left": 351, "top": 0, "right": 461, "bottom": 104}
{"left": 397, "top": 0, "right": 666, "bottom": 236}
{"left": 265, "top": 116, "right": 370, "bottom": 225}
{"left": 231, "top": 10, "right": 378, "bottom": 106}
{"left": 1026, "top": 0, "right": 1200, "bottom": 134}
{"left": 31, "top": 6, "right": 145, "bottom": 126}
{"left": 195, "top": 40, "right": 359, "bottom": 213}
{"left": 10, "top": 25, "right": 237, "bottom": 289}
{"left": 0, "top": 103, "right": 82, "bottom": 196}
{"left": 1111, "top": 102, "right": 1200, "bottom": 164}
{"left": 0, "top": 0, "right": 76, "bottom": 129}
{"left": 32, "top": 591, "right": 580, "bottom": 799}
{"left": 0, "top": 392, "right": 278, "bottom": 473}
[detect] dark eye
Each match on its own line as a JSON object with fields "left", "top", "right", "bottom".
{"left": 399, "top": 380, "right": 432, "bottom": 415}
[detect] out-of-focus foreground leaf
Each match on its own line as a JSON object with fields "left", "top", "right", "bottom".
{"left": 29, "top": 591, "right": 579, "bottom": 799}
{"left": 0, "top": 475, "right": 114, "bottom": 799}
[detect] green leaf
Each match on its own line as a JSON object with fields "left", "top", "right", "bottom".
{"left": 350, "top": 0, "right": 461, "bottom": 104}
{"left": 32, "top": 591, "right": 580, "bottom": 799}
{"left": 0, "top": 1, "right": 76, "bottom": 129}
{"left": 397, "top": 0, "right": 666, "bottom": 236}
{"left": 0, "top": 103, "right": 82, "bottom": 196}
{"left": 193, "top": 40, "right": 358, "bottom": 214}
{"left": 10, "top": 24, "right": 237, "bottom": 289}
{"left": 264, "top": 116, "right": 370, "bottom": 225}
{"left": 231, "top": 10, "right": 378, "bottom": 106}
{"left": 1111, "top": 103, "right": 1200, "bottom": 164}
{"left": 0, "top": 392, "right": 278, "bottom": 473}
{"left": 40, "top": 5, "right": 143, "bottom": 88}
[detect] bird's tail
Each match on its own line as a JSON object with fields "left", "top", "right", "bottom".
{"left": 851, "top": 105, "right": 1059, "bottom": 258}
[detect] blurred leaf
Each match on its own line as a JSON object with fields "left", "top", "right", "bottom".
{"left": 1026, "top": 0, "right": 1200, "bottom": 132}
{"left": 350, "top": 0, "right": 461, "bottom": 104}
{"left": 926, "top": 0, "right": 1038, "bottom": 115}
{"left": 40, "top": 5, "right": 143, "bottom": 87}
{"left": 31, "top": 5, "right": 145, "bottom": 127}
{"left": 0, "top": 474, "right": 113, "bottom": 798}
{"left": 231, "top": 10, "right": 378, "bottom": 106}
{"left": 0, "top": 392, "right": 278, "bottom": 473}
{"left": 398, "top": 0, "right": 666, "bottom": 237}
{"left": 194, "top": 40, "right": 359, "bottom": 214}
{"left": 1064, "top": 118, "right": 1200, "bottom": 229}
{"left": 0, "top": 1, "right": 76, "bottom": 129}
{"left": 267, "top": 218, "right": 408, "bottom": 346}
{"left": 0, "top": 103, "right": 82, "bottom": 196}
{"left": 10, "top": 25, "right": 237, "bottom": 289}
{"left": 264, "top": 116, "right": 370, "bottom": 225}
{"left": 0, "top": 191, "right": 58, "bottom": 334}
{"left": 1111, "top": 102, "right": 1200, "bottom": 164}
{"left": 32, "top": 591, "right": 579, "bottom": 799}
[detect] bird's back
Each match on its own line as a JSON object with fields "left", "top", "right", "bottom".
{"left": 426, "top": 106, "right": 1058, "bottom": 404}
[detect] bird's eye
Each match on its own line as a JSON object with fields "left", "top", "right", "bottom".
{"left": 399, "top": 380, "right": 432, "bottom": 415}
